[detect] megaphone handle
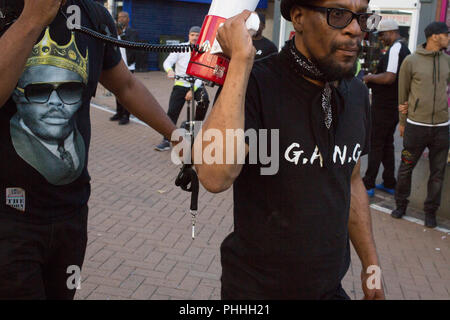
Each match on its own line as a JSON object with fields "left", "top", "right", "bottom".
{"left": 210, "top": 12, "right": 260, "bottom": 55}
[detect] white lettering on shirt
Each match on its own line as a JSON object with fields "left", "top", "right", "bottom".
{"left": 284, "top": 142, "right": 362, "bottom": 166}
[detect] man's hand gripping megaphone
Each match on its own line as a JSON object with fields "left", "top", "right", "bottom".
{"left": 213, "top": 11, "right": 260, "bottom": 57}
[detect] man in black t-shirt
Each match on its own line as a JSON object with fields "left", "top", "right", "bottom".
{"left": 194, "top": 0, "right": 385, "bottom": 299}
{"left": 0, "top": 0, "right": 177, "bottom": 299}
{"left": 253, "top": 13, "right": 278, "bottom": 61}
{"left": 362, "top": 19, "right": 410, "bottom": 197}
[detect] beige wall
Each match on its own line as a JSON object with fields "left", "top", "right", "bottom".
{"left": 256, "top": 0, "right": 275, "bottom": 41}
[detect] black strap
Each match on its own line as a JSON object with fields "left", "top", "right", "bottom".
{"left": 175, "top": 164, "right": 199, "bottom": 211}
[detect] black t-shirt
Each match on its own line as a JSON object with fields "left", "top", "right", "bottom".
{"left": 220, "top": 53, "right": 371, "bottom": 299}
{"left": 213, "top": 37, "right": 279, "bottom": 105}
{"left": 0, "top": 0, "right": 122, "bottom": 223}
{"left": 253, "top": 36, "right": 278, "bottom": 61}
{"left": 370, "top": 40, "right": 410, "bottom": 108}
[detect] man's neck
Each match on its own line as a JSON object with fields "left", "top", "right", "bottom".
{"left": 389, "top": 35, "right": 401, "bottom": 46}
{"left": 294, "top": 35, "right": 325, "bottom": 87}
{"left": 425, "top": 42, "right": 441, "bottom": 52}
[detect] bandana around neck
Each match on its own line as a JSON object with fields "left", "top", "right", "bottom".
{"left": 280, "top": 39, "right": 346, "bottom": 167}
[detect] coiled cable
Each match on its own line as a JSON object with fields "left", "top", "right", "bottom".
{"left": 76, "top": 25, "right": 202, "bottom": 53}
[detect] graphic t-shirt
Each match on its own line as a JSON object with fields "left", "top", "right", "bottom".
{"left": 220, "top": 52, "right": 371, "bottom": 299}
{"left": 253, "top": 36, "right": 278, "bottom": 61}
{"left": 0, "top": 1, "right": 122, "bottom": 222}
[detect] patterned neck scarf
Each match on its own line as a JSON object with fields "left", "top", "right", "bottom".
{"left": 280, "top": 39, "right": 346, "bottom": 167}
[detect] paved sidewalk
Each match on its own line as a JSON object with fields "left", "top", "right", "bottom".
{"left": 74, "top": 72, "right": 450, "bottom": 300}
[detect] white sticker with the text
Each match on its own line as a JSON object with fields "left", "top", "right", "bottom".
{"left": 6, "top": 188, "right": 26, "bottom": 212}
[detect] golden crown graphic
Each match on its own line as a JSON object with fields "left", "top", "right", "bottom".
{"left": 25, "top": 27, "right": 89, "bottom": 84}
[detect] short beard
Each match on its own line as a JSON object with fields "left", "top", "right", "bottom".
{"left": 312, "top": 41, "right": 362, "bottom": 82}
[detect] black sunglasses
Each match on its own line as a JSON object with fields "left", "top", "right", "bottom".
{"left": 302, "top": 5, "right": 381, "bottom": 33}
{"left": 16, "top": 81, "right": 85, "bottom": 105}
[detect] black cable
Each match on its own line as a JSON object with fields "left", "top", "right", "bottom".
{"left": 56, "top": 6, "right": 202, "bottom": 54}
{"left": 76, "top": 25, "right": 201, "bottom": 53}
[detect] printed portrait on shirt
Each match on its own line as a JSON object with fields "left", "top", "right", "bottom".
{"left": 10, "top": 27, "right": 88, "bottom": 186}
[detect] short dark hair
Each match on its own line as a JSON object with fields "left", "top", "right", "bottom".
{"left": 424, "top": 22, "right": 449, "bottom": 39}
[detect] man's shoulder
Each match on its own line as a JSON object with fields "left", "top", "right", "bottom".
{"left": 251, "top": 53, "right": 280, "bottom": 77}
{"left": 401, "top": 53, "right": 417, "bottom": 65}
{"left": 390, "top": 41, "right": 402, "bottom": 51}
{"left": 262, "top": 37, "right": 277, "bottom": 46}
{"left": 443, "top": 52, "right": 450, "bottom": 61}
{"left": 340, "top": 78, "right": 370, "bottom": 112}
{"left": 344, "top": 77, "right": 369, "bottom": 95}
{"left": 83, "top": 0, "right": 112, "bottom": 20}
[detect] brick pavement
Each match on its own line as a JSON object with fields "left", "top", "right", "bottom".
{"left": 74, "top": 72, "right": 450, "bottom": 300}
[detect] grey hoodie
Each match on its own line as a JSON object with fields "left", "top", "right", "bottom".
{"left": 398, "top": 43, "right": 450, "bottom": 126}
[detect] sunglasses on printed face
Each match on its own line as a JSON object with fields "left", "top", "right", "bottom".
{"left": 16, "top": 81, "right": 85, "bottom": 105}
{"left": 302, "top": 5, "right": 382, "bottom": 33}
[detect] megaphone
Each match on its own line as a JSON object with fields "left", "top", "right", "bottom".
{"left": 186, "top": 0, "right": 260, "bottom": 86}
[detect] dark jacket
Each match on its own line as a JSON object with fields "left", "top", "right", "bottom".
{"left": 121, "top": 27, "right": 139, "bottom": 67}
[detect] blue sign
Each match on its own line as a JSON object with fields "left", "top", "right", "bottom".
{"left": 175, "top": 0, "right": 268, "bottom": 9}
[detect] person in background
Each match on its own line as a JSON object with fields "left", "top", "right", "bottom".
{"left": 392, "top": 22, "right": 449, "bottom": 228}
{"left": 253, "top": 13, "right": 278, "bottom": 61}
{"left": 109, "top": 11, "right": 139, "bottom": 125}
{"left": 362, "top": 19, "right": 410, "bottom": 197}
{"left": 155, "top": 26, "right": 210, "bottom": 152}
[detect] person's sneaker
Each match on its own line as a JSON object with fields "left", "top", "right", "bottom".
{"left": 110, "top": 114, "right": 120, "bottom": 121}
{"left": 391, "top": 207, "right": 406, "bottom": 219}
{"left": 367, "top": 189, "right": 375, "bottom": 197}
{"left": 375, "top": 183, "right": 395, "bottom": 195}
{"left": 424, "top": 212, "right": 437, "bottom": 228}
{"left": 118, "top": 117, "right": 130, "bottom": 125}
{"left": 155, "top": 139, "right": 171, "bottom": 151}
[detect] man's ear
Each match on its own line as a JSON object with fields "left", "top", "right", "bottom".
{"left": 431, "top": 34, "right": 439, "bottom": 43}
{"left": 291, "top": 6, "right": 305, "bottom": 33}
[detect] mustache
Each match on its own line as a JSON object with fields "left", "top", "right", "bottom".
{"left": 42, "top": 105, "right": 71, "bottom": 120}
{"left": 331, "top": 40, "right": 363, "bottom": 54}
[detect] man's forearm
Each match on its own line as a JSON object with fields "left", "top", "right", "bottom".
{"left": 0, "top": 18, "right": 45, "bottom": 106}
{"left": 193, "top": 56, "right": 253, "bottom": 192}
{"left": 366, "top": 72, "right": 395, "bottom": 85}
{"left": 349, "top": 174, "right": 380, "bottom": 269}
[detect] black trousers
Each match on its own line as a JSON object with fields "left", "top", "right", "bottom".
{"left": 0, "top": 207, "right": 88, "bottom": 300}
{"left": 363, "top": 107, "right": 399, "bottom": 190}
{"left": 114, "top": 70, "right": 134, "bottom": 120}
{"left": 395, "top": 123, "right": 449, "bottom": 213}
{"left": 167, "top": 85, "right": 210, "bottom": 127}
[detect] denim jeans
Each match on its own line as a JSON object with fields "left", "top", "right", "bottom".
{"left": 395, "top": 123, "right": 449, "bottom": 213}
{"left": 0, "top": 206, "right": 88, "bottom": 299}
